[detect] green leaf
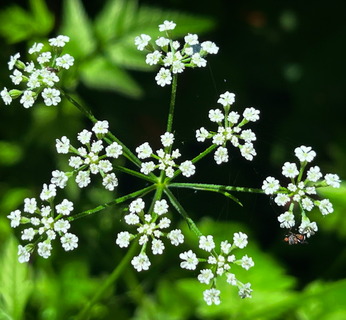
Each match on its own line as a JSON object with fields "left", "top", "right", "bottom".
{"left": 0, "top": 236, "right": 32, "bottom": 320}
{"left": 80, "top": 55, "right": 143, "bottom": 98}
{"left": 316, "top": 182, "right": 346, "bottom": 238}
{"left": 0, "top": 0, "right": 53, "bottom": 43}
{"left": 60, "top": 0, "right": 97, "bottom": 58}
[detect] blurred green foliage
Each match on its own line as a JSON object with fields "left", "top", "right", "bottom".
{"left": 1, "top": 0, "right": 346, "bottom": 319}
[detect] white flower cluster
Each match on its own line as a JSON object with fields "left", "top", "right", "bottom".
{"left": 179, "top": 232, "right": 254, "bottom": 305}
{"left": 55, "top": 120, "right": 122, "bottom": 191}
{"left": 196, "top": 91, "right": 260, "bottom": 164}
{"left": 262, "top": 145, "right": 341, "bottom": 237}
{"left": 134, "top": 20, "right": 219, "bottom": 87}
{"left": 1, "top": 35, "right": 73, "bottom": 108}
{"left": 115, "top": 198, "right": 184, "bottom": 272}
{"left": 7, "top": 184, "right": 78, "bottom": 263}
{"left": 136, "top": 132, "right": 196, "bottom": 178}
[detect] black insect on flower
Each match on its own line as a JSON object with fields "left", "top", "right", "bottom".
{"left": 284, "top": 231, "right": 308, "bottom": 245}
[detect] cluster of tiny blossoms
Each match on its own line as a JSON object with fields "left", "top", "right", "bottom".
{"left": 7, "top": 184, "right": 78, "bottom": 263}
{"left": 262, "top": 146, "right": 341, "bottom": 237}
{"left": 180, "top": 232, "right": 254, "bottom": 305}
{"left": 116, "top": 198, "right": 184, "bottom": 271}
{"left": 55, "top": 120, "right": 122, "bottom": 191}
{"left": 135, "top": 20, "right": 219, "bottom": 87}
{"left": 136, "top": 132, "right": 196, "bottom": 178}
{"left": 1, "top": 35, "right": 73, "bottom": 108}
{"left": 196, "top": 91, "right": 260, "bottom": 164}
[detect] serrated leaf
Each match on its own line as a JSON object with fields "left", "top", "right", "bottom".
{"left": 94, "top": 0, "right": 138, "bottom": 44}
{"left": 60, "top": 0, "right": 97, "bottom": 58}
{"left": 30, "top": 0, "right": 54, "bottom": 36}
{"left": 80, "top": 56, "right": 143, "bottom": 98}
{"left": 0, "top": 237, "right": 32, "bottom": 320}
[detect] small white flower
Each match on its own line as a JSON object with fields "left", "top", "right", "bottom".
{"left": 28, "top": 42, "right": 44, "bottom": 54}
{"left": 60, "top": 233, "right": 78, "bottom": 251}
{"left": 203, "top": 288, "right": 221, "bottom": 305}
{"left": 301, "top": 197, "right": 314, "bottom": 211}
{"left": 262, "top": 176, "right": 280, "bottom": 195}
{"left": 278, "top": 211, "right": 295, "bottom": 228}
{"left": 318, "top": 199, "right": 334, "bottom": 215}
{"left": 299, "top": 220, "right": 318, "bottom": 237}
{"left": 307, "top": 166, "right": 322, "bottom": 182}
{"left": 240, "top": 142, "right": 256, "bottom": 161}
{"left": 243, "top": 107, "right": 260, "bottom": 122}
{"left": 324, "top": 173, "right": 341, "bottom": 188}
{"left": 37, "top": 241, "right": 52, "bottom": 259}
{"left": 151, "top": 239, "right": 165, "bottom": 255}
{"left": 198, "top": 269, "right": 214, "bottom": 284}
{"left": 18, "top": 245, "right": 30, "bottom": 263}
{"left": 131, "top": 253, "right": 151, "bottom": 272}
{"left": 56, "top": 136, "right": 70, "bottom": 153}
{"left": 102, "top": 173, "right": 118, "bottom": 191}
{"left": 37, "top": 52, "right": 52, "bottom": 64}
{"left": 179, "top": 160, "right": 196, "bottom": 177}
{"left": 191, "top": 53, "right": 207, "bottom": 67}
{"left": 155, "top": 37, "right": 170, "bottom": 47}
{"left": 161, "top": 132, "right": 174, "bottom": 147}
{"left": 20, "top": 90, "right": 35, "bottom": 108}
{"left": 10, "top": 69, "right": 23, "bottom": 85}
{"left": 184, "top": 33, "right": 199, "bottom": 45}
{"left": 116, "top": 231, "right": 132, "bottom": 248}
{"left": 24, "top": 198, "right": 37, "bottom": 213}
{"left": 228, "top": 111, "right": 240, "bottom": 124}
{"left": 140, "top": 161, "right": 155, "bottom": 175}
{"left": 134, "top": 34, "right": 151, "bottom": 51}
{"left": 201, "top": 41, "right": 219, "bottom": 54}
{"left": 8, "top": 53, "right": 20, "bottom": 70}
{"left": 209, "top": 109, "right": 224, "bottom": 122}
{"left": 240, "top": 129, "right": 256, "bottom": 142}
{"left": 274, "top": 193, "right": 290, "bottom": 206}
{"left": 199, "top": 235, "right": 215, "bottom": 252}
{"left": 40, "top": 183, "right": 57, "bottom": 201}
{"left": 7, "top": 210, "right": 21, "bottom": 228}
{"left": 226, "top": 273, "right": 237, "bottom": 285}
{"left": 124, "top": 213, "right": 140, "bottom": 225}
{"left": 56, "top": 199, "right": 74, "bottom": 215}
{"left": 92, "top": 120, "right": 109, "bottom": 134}
{"left": 153, "top": 199, "right": 168, "bottom": 215}
{"left": 1, "top": 87, "right": 12, "bottom": 105}
{"left": 179, "top": 250, "right": 198, "bottom": 270}
{"left": 233, "top": 232, "right": 248, "bottom": 249}
{"left": 238, "top": 283, "right": 252, "bottom": 299}
{"left": 214, "top": 146, "right": 229, "bottom": 164}
{"left": 75, "top": 170, "right": 91, "bottom": 188}
{"left": 49, "top": 35, "right": 70, "bottom": 47}
{"left": 240, "top": 255, "right": 255, "bottom": 270}
{"left": 155, "top": 68, "right": 172, "bottom": 87}
{"left": 196, "top": 127, "right": 209, "bottom": 142}
{"left": 136, "top": 142, "right": 152, "bottom": 159}
{"left": 56, "top": 54, "right": 74, "bottom": 69}
{"left": 294, "top": 145, "right": 316, "bottom": 163}
{"left": 51, "top": 170, "right": 68, "bottom": 188}
{"left": 129, "top": 198, "right": 145, "bottom": 213}
{"left": 21, "top": 228, "right": 35, "bottom": 241}
{"left": 54, "top": 219, "right": 71, "bottom": 233}
{"left": 167, "top": 229, "right": 184, "bottom": 246}
{"left": 282, "top": 162, "right": 299, "bottom": 178}
{"left": 159, "top": 20, "right": 176, "bottom": 32}
{"left": 42, "top": 88, "right": 61, "bottom": 106}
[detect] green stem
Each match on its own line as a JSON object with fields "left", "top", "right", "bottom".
{"left": 67, "top": 185, "right": 156, "bottom": 222}
{"left": 170, "top": 144, "right": 218, "bottom": 180}
{"left": 166, "top": 73, "right": 178, "bottom": 134}
{"left": 169, "top": 182, "right": 264, "bottom": 194}
{"left": 60, "top": 89, "right": 142, "bottom": 168}
{"left": 164, "top": 187, "right": 202, "bottom": 237}
{"left": 73, "top": 242, "right": 139, "bottom": 320}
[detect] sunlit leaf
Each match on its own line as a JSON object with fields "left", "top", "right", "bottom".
{"left": 0, "top": 237, "right": 32, "bottom": 320}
